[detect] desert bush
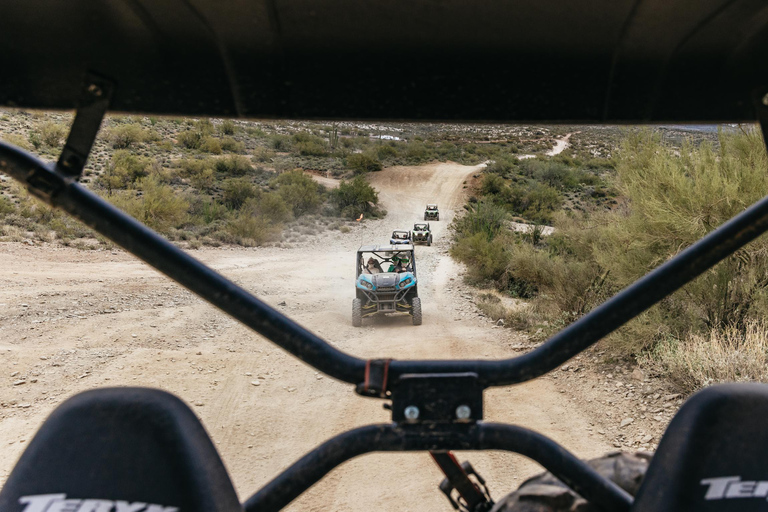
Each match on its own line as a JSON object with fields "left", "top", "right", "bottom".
{"left": 225, "top": 212, "right": 281, "bottom": 246}
{"left": 246, "top": 126, "right": 267, "bottom": 138}
{"left": 188, "top": 198, "right": 227, "bottom": 224}
{"left": 109, "top": 176, "right": 189, "bottom": 232}
{"left": 651, "top": 321, "right": 768, "bottom": 393}
{"left": 453, "top": 199, "right": 507, "bottom": 240}
{"left": 451, "top": 232, "right": 512, "bottom": 288}
{"left": 476, "top": 295, "right": 533, "bottom": 330}
{"left": 222, "top": 178, "right": 259, "bottom": 209}
{"left": 271, "top": 170, "right": 323, "bottom": 216}
{"left": 486, "top": 155, "right": 517, "bottom": 177}
{"left": 48, "top": 212, "right": 93, "bottom": 240}
{"left": 2, "top": 133, "right": 33, "bottom": 151}
{"left": 521, "top": 183, "right": 562, "bottom": 223}
{"left": 190, "top": 167, "right": 215, "bottom": 191}
{"left": 404, "top": 141, "right": 433, "bottom": 163}
{"left": 296, "top": 140, "right": 328, "bottom": 156}
{"left": 243, "top": 193, "right": 292, "bottom": 224}
{"left": 215, "top": 155, "right": 253, "bottom": 176}
{"left": 106, "top": 124, "right": 147, "bottom": 149}
{"left": 347, "top": 152, "right": 382, "bottom": 174}
{"left": 38, "top": 122, "right": 67, "bottom": 147}
{"left": 377, "top": 144, "right": 398, "bottom": 160}
{"left": 220, "top": 137, "right": 245, "bottom": 153}
{"left": 200, "top": 137, "right": 223, "bottom": 154}
{"left": 177, "top": 130, "right": 204, "bottom": 149}
{"left": 270, "top": 134, "right": 292, "bottom": 151}
{"left": 99, "top": 151, "right": 151, "bottom": 193}
{"left": 330, "top": 175, "right": 381, "bottom": 219}
{"left": 219, "top": 120, "right": 237, "bottom": 135}
{"left": 0, "top": 195, "right": 16, "bottom": 215}
{"left": 253, "top": 147, "right": 275, "bottom": 162}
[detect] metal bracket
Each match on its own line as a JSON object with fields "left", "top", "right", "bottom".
{"left": 434, "top": 453, "right": 494, "bottom": 512}
{"left": 391, "top": 373, "right": 483, "bottom": 423}
{"left": 355, "top": 358, "right": 392, "bottom": 398}
{"left": 57, "top": 72, "right": 114, "bottom": 179}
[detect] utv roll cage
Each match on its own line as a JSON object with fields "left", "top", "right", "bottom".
{"left": 4, "top": 1, "right": 768, "bottom": 511}
{"left": 357, "top": 246, "right": 417, "bottom": 276}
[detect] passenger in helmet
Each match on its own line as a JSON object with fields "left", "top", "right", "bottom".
{"left": 366, "top": 257, "right": 383, "bottom": 274}
{"left": 388, "top": 255, "right": 410, "bottom": 273}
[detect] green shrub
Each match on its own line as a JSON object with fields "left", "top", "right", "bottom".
{"left": 106, "top": 124, "right": 146, "bottom": 149}
{"left": 225, "top": 212, "right": 281, "bottom": 246}
{"left": 296, "top": 141, "right": 328, "bottom": 156}
{"left": 405, "top": 141, "right": 432, "bottom": 163}
{"left": 0, "top": 195, "right": 16, "bottom": 215}
{"left": 271, "top": 170, "right": 323, "bottom": 216}
{"left": 190, "top": 167, "right": 215, "bottom": 191}
{"left": 99, "top": 150, "right": 151, "bottom": 193}
{"left": 485, "top": 155, "right": 517, "bottom": 177}
{"left": 377, "top": 144, "right": 398, "bottom": 160}
{"left": 222, "top": 178, "right": 258, "bottom": 209}
{"left": 219, "top": 120, "right": 237, "bottom": 135}
{"left": 1, "top": 133, "right": 33, "bottom": 151}
{"left": 451, "top": 232, "right": 512, "bottom": 288}
{"left": 243, "top": 193, "right": 292, "bottom": 224}
{"left": 200, "top": 137, "right": 223, "bottom": 154}
{"left": 453, "top": 199, "right": 507, "bottom": 240}
{"left": 270, "top": 134, "right": 292, "bottom": 151}
{"left": 330, "top": 175, "right": 382, "bottom": 219}
{"left": 215, "top": 155, "right": 252, "bottom": 176}
{"left": 253, "top": 147, "right": 275, "bottom": 162}
{"left": 221, "top": 137, "right": 245, "bottom": 153}
{"left": 522, "top": 183, "right": 561, "bottom": 222}
{"left": 38, "top": 122, "right": 67, "bottom": 147}
{"left": 109, "top": 176, "right": 189, "bottom": 232}
{"left": 347, "top": 152, "right": 382, "bottom": 174}
{"left": 177, "top": 130, "right": 203, "bottom": 149}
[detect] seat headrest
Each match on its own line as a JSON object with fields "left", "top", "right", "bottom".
{"left": 632, "top": 383, "right": 768, "bottom": 511}
{"left": 0, "top": 387, "right": 242, "bottom": 512}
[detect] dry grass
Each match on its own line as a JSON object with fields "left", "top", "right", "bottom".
{"left": 476, "top": 293, "right": 533, "bottom": 330}
{"left": 650, "top": 321, "right": 768, "bottom": 393}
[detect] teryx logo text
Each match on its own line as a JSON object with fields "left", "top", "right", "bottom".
{"left": 702, "top": 476, "right": 768, "bottom": 500}
{"left": 18, "top": 494, "right": 178, "bottom": 512}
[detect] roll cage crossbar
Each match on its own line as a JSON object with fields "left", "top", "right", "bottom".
{"left": 3, "top": 79, "right": 768, "bottom": 511}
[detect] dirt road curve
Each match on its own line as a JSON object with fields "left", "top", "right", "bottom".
{"left": 0, "top": 162, "right": 612, "bottom": 509}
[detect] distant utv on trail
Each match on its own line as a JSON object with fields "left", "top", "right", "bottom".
{"left": 353, "top": 245, "right": 421, "bottom": 327}
{"left": 425, "top": 204, "right": 439, "bottom": 221}
{"left": 390, "top": 230, "right": 411, "bottom": 245}
{"left": 411, "top": 223, "right": 433, "bottom": 246}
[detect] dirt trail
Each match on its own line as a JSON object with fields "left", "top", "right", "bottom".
{"left": 0, "top": 161, "right": 613, "bottom": 510}
{"left": 546, "top": 132, "right": 577, "bottom": 156}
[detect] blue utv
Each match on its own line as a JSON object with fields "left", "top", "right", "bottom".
{"left": 354, "top": 245, "right": 421, "bottom": 326}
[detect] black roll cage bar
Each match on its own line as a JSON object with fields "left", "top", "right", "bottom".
{"left": 3, "top": 79, "right": 768, "bottom": 512}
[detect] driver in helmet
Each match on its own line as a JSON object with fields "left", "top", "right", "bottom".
{"left": 389, "top": 255, "right": 410, "bottom": 273}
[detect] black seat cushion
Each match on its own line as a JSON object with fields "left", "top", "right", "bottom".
{"left": 0, "top": 387, "right": 241, "bottom": 512}
{"left": 632, "top": 383, "right": 768, "bottom": 511}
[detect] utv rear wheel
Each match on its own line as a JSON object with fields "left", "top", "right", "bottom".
{"left": 411, "top": 297, "right": 422, "bottom": 326}
{"left": 352, "top": 298, "right": 362, "bottom": 327}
